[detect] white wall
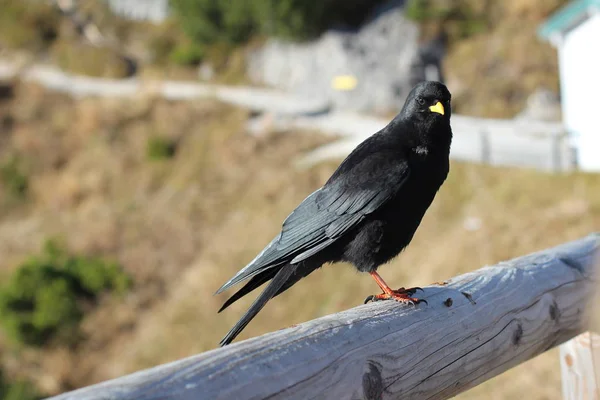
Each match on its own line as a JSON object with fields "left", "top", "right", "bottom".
{"left": 107, "top": 0, "right": 169, "bottom": 23}
{"left": 559, "top": 12, "right": 600, "bottom": 171}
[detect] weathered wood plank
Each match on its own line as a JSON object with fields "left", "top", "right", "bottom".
{"left": 49, "top": 234, "right": 599, "bottom": 400}
{"left": 559, "top": 332, "right": 600, "bottom": 399}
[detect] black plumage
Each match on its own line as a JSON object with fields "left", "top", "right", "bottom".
{"left": 216, "top": 81, "right": 453, "bottom": 346}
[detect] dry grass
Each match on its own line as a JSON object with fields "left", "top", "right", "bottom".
{"left": 446, "top": 23, "right": 560, "bottom": 118}
{"left": 0, "top": 82, "right": 599, "bottom": 398}
{"left": 0, "top": 80, "right": 334, "bottom": 393}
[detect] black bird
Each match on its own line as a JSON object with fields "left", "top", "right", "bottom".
{"left": 216, "top": 81, "right": 453, "bottom": 346}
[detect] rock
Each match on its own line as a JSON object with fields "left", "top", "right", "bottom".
{"left": 247, "top": 6, "right": 422, "bottom": 114}
{"left": 516, "top": 87, "right": 562, "bottom": 122}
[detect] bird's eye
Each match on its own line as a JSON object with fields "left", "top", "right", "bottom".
{"left": 417, "top": 97, "right": 426, "bottom": 106}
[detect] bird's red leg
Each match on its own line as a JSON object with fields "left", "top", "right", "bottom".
{"left": 364, "top": 271, "right": 426, "bottom": 305}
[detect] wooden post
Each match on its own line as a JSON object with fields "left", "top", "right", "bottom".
{"left": 47, "top": 234, "right": 599, "bottom": 400}
{"left": 560, "top": 332, "right": 600, "bottom": 399}
{"left": 560, "top": 249, "right": 600, "bottom": 399}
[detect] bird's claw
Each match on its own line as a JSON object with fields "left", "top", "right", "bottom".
{"left": 400, "top": 286, "right": 424, "bottom": 295}
{"left": 364, "top": 295, "right": 387, "bottom": 304}
{"left": 364, "top": 290, "right": 427, "bottom": 305}
{"left": 391, "top": 296, "right": 428, "bottom": 306}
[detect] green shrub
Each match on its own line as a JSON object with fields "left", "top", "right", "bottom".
{"left": 0, "top": 240, "right": 131, "bottom": 347}
{"left": 165, "top": 0, "right": 389, "bottom": 77}
{"left": 250, "top": 0, "right": 328, "bottom": 39}
{"left": 405, "top": 0, "right": 487, "bottom": 41}
{"left": 405, "top": 0, "right": 448, "bottom": 21}
{"left": 0, "top": 371, "right": 41, "bottom": 400}
{"left": 146, "top": 136, "right": 177, "bottom": 161}
{"left": 170, "top": 0, "right": 388, "bottom": 47}
{"left": 171, "top": 0, "right": 256, "bottom": 46}
{"left": 0, "top": 157, "right": 28, "bottom": 198}
{"left": 169, "top": 42, "right": 206, "bottom": 66}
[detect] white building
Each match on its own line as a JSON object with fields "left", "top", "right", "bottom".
{"left": 539, "top": 0, "right": 600, "bottom": 172}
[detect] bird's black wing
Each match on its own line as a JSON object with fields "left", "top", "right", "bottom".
{"left": 216, "top": 150, "right": 410, "bottom": 295}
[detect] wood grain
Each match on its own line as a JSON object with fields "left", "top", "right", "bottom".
{"left": 559, "top": 331, "right": 600, "bottom": 399}
{"left": 49, "top": 234, "right": 599, "bottom": 400}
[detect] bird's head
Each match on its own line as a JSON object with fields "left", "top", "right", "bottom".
{"left": 400, "top": 81, "right": 452, "bottom": 125}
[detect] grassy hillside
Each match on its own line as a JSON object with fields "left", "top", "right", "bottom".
{"left": 407, "top": 0, "right": 569, "bottom": 118}
{"left": 1, "top": 0, "right": 570, "bottom": 117}
{"left": 0, "top": 80, "right": 598, "bottom": 397}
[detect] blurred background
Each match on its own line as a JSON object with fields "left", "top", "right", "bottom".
{"left": 0, "top": 0, "right": 599, "bottom": 399}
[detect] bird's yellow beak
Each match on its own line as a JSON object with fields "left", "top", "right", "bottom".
{"left": 429, "top": 101, "right": 445, "bottom": 115}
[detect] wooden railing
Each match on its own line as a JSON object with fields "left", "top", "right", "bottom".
{"left": 48, "top": 234, "right": 599, "bottom": 400}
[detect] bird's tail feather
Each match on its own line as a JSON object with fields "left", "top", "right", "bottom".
{"left": 219, "top": 264, "right": 297, "bottom": 346}
{"left": 218, "top": 268, "right": 278, "bottom": 313}
{"left": 214, "top": 236, "right": 281, "bottom": 295}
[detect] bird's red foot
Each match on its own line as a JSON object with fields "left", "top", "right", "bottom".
{"left": 364, "top": 287, "right": 427, "bottom": 305}
{"left": 366, "top": 272, "right": 427, "bottom": 305}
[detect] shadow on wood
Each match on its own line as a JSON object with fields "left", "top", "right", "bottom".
{"left": 49, "top": 234, "right": 599, "bottom": 400}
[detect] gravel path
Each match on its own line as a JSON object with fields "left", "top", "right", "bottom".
{"left": 0, "top": 60, "right": 570, "bottom": 172}
{"left": 0, "top": 61, "right": 330, "bottom": 115}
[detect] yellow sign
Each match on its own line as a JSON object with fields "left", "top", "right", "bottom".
{"left": 332, "top": 75, "right": 358, "bottom": 91}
